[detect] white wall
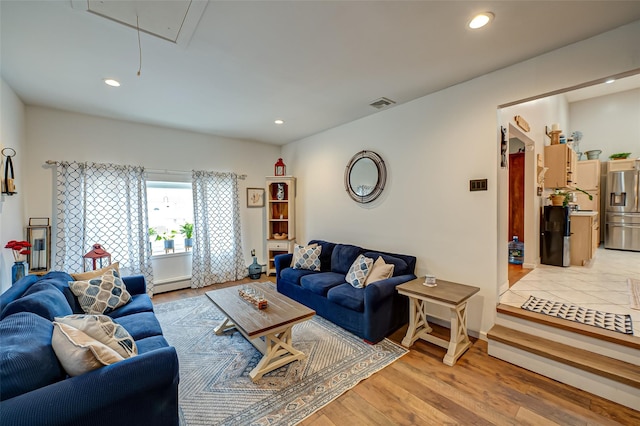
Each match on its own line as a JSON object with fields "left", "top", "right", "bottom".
{"left": 23, "top": 106, "right": 280, "bottom": 287}
{"left": 569, "top": 88, "right": 640, "bottom": 159}
{"left": 283, "top": 21, "right": 640, "bottom": 338}
{"left": 0, "top": 79, "right": 27, "bottom": 291}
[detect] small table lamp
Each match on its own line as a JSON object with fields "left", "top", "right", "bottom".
{"left": 83, "top": 244, "right": 112, "bottom": 271}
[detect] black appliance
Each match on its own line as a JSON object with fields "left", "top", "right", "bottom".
{"left": 540, "top": 206, "right": 571, "bottom": 266}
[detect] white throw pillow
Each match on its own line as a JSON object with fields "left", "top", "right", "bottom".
{"left": 364, "top": 256, "right": 395, "bottom": 286}
{"left": 54, "top": 314, "right": 137, "bottom": 359}
{"left": 345, "top": 254, "right": 374, "bottom": 288}
{"left": 291, "top": 244, "right": 322, "bottom": 271}
{"left": 51, "top": 322, "right": 125, "bottom": 377}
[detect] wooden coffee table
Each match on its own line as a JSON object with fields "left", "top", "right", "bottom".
{"left": 396, "top": 278, "right": 480, "bottom": 366}
{"left": 206, "top": 282, "right": 315, "bottom": 382}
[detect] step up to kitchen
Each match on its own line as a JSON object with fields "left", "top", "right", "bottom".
{"left": 488, "top": 324, "right": 640, "bottom": 390}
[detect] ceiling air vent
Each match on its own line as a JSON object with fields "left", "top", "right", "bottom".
{"left": 369, "top": 97, "right": 396, "bottom": 110}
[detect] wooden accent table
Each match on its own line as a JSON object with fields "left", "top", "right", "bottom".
{"left": 397, "top": 278, "right": 479, "bottom": 366}
{"left": 206, "top": 282, "right": 315, "bottom": 382}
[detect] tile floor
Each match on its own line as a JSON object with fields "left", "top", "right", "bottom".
{"left": 500, "top": 247, "right": 640, "bottom": 337}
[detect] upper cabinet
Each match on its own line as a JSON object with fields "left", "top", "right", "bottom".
{"left": 576, "top": 159, "right": 600, "bottom": 190}
{"left": 544, "top": 144, "right": 577, "bottom": 189}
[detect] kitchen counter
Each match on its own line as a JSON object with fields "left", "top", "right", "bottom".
{"left": 570, "top": 210, "right": 598, "bottom": 217}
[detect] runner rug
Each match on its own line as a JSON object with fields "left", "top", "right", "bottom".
{"left": 521, "top": 296, "right": 633, "bottom": 335}
{"left": 155, "top": 293, "right": 408, "bottom": 426}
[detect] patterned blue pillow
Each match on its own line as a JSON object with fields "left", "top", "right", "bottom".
{"left": 292, "top": 244, "right": 322, "bottom": 271}
{"left": 69, "top": 269, "right": 131, "bottom": 315}
{"left": 345, "top": 254, "right": 374, "bottom": 288}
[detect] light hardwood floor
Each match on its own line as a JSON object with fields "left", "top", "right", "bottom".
{"left": 152, "top": 276, "right": 640, "bottom": 426}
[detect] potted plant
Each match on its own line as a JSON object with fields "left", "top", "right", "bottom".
{"left": 548, "top": 188, "right": 593, "bottom": 207}
{"left": 180, "top": 222, "right": 194, "bottom": 251}
{"left": 156, "top": 229, "right": 178, "bottom": 254}
{"left": 609, "top": 152, "right": 631, "bottom": 160}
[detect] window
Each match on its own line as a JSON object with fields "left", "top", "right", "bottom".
{"left": 147, "top": 181, "right": 193, "bottom": 256}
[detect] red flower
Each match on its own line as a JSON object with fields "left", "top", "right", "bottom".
{"left": 4, "top": 240, "right": 31, "bottom": 261}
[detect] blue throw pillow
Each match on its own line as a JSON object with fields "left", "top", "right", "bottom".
{"left": 0, "top": 312, "right": 66, "bottom": 401}
{"left": 363, "top": 252, "right": 409, "bottom": 276}
{"left": 1, "top": 284, "right": 72, "bottom": 321}
{"left": 331, "top": 244, "right": 364, "bottom": 275}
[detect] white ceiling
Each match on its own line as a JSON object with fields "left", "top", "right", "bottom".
{"left": 2, "top": 1, "right": 640, "bottom": 145}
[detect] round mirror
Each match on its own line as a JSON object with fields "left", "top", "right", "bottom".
{"left": 345, "top": 151, "right": 386, "bottom": 203}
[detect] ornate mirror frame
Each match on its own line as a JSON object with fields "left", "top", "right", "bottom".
{"left": 344, "top": 150, "right": 387, "bottom": 203}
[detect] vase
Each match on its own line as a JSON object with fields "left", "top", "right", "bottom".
{"left": 248, "top": 257, "right": 262, "bottom": 279}
{"left": 164, "top": 240, "right": 175, "bottom": 254}
{"left": 184, "top": 238, "right": 193, "bottom": 251}
{"left": 11, "top": 261, "right": 28, "bottom": 284}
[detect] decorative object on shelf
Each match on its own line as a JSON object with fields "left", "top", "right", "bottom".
{"left": 5, "top": 240, "right": 31, "bottom": 284}
{"left": 238, "top": 285, "right": 268, "bottom": 309}
{"left": 2, "top": 147, "right": 17, "bottom": 195}
{"left": 545, "top": 124, "right": 562, "bottom": 145}
{"left": 246, "top": 187, "right": 264, "bottom": 207}
{"left": 514, "top": 115, "right": 530, "bottom": 132}
{"left": 570, "top": 131, "right": 583, "bottom": 159}
{"left": 585, "top": 150, "right": 602, "bottom": 160}
{"left": 83, "top": 243, "right": 111, "bottom": 271}
{"left": 345, "top": 150, "right": 387, "bottom": 203}
{"left": 26, "top": 217, "right": 51, "bottom": 272}
{"left": 276, "top": 183, "right": 285, "bottom": 200}
{"left": 248, "top": 249, "right": 262, "bottom": 279}
{"left": 180, "top": 222, "right": 193, "bottom": 251}
{"left": 273, "top": 233, "right": 287, "bottom": 240}
{"left": 609, "top": 152, "right": 631, "bottom": 160}
{"left": 274, "top": 158, "right": 286, "bottom": 176}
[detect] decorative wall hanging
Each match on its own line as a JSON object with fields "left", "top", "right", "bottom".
{"left": 274, "top": 158, "right": 286, "bottom": 176}
{"left": 500, "top": 127, "right": 508, "bottom": 169}
{"left": 2, "top": 148, "right": 17, "bottom": 195}
{"left": 247, "top": 188, "right": 265, "bottom": 207}
{"left": 27, "top": 218, "right": 51, "bottom": 273}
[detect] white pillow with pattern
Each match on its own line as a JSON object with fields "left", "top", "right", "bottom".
{"left": 69, "top": 269, "right": 131, "bottom": 315}
{"left": 346, "top": 254, "right": 374, "bottom": 288}
{"left": 55, "top": 314, "right": 137, "bottom": 359}
{"left": 291, "top": 244, "right": 322, "bottom": 271}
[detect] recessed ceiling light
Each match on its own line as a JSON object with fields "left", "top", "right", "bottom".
{"left": 468, "top": 12, "right": 494, "bottom": 29}
{"left": 605, "top": 78, "right": 615, "bottom": 84}
{"left": 274, "top": 119, "right": 285, "bottom": 125}
{"left": 104, "top": 78, "right": 121, "bottom": 87}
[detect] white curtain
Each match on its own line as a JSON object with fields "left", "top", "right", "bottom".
{"left": 191, "top": 170, "right": 246, "bottom": 288}
{"left": 54, "top": 161, "right": 154, "bottom": 294}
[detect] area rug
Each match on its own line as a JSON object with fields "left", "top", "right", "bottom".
{"left": 155, "top": 293, "right": 407, "bottom": 425}
{"left": 629, "top": 278, "right": 640, "bottom": 310}
{"left": 521, "top": 296, "right": 633, "bottom": 335}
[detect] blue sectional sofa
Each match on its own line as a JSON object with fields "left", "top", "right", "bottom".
{"left": 0, "top": 271, "right": 179, "bottom": 426}
{"left": 275, "top": 240, "right": 417, "bottom": 343}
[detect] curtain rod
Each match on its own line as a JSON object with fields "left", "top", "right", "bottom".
{"left": 45, "top": 161, "right": 247, "bottom": 180}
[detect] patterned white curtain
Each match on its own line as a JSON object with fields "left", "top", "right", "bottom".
{"left": 54, "top": 161, "right": 154, "bottom": 294}
{"left": 191, "top": 170, "right": 246, "bottom": 288}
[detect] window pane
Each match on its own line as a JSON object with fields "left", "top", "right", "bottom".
{"left": 147, "top": 181, "right": 193, "bottom": 256}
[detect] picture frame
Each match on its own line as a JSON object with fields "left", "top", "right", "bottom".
{"left": 247, "top": 188, "right": 265, "bottom": 208}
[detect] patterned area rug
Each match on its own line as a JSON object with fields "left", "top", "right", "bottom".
{"left": 521, "top": 296, "right": 633, "bottom": 335}
{"left": 155, "top": 293, "right": 407, "bottom": 425}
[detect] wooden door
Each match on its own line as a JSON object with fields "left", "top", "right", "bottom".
{"left": 509, "top": 153, "right": 525, "bottom": 242}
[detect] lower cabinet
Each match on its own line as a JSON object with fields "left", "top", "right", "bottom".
{"left": 570, "top": 213, "right": 599, "bottom": 266}
{"left": 266, "top": 240, "right": 295, "bottom": 276}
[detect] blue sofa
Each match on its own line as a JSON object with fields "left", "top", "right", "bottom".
{"left": 0, "top": 271, "right": 179, "bottom": 426}
{"left": 275, "top": 240, "right": 416, "bottom": 343}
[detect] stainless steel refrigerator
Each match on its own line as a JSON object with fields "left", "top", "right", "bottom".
{"left": 605, "top": 167, "right": 640, "bottom": 251}
{"left": 541, "top": 206, "right": 571, "bottom": 266}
